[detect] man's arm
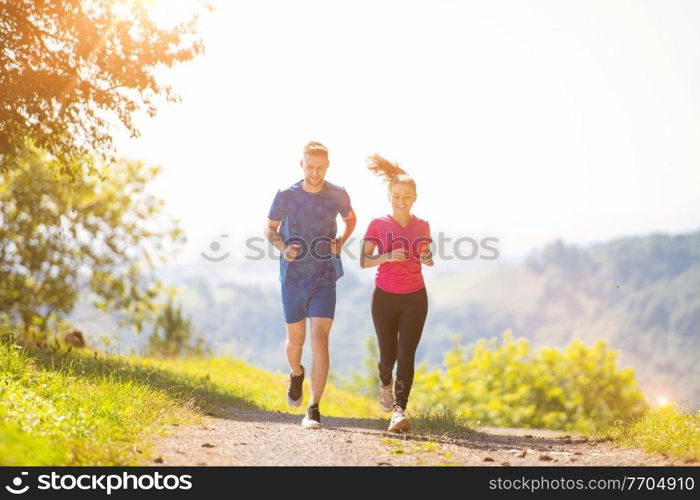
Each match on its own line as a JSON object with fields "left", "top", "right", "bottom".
{"left": 265, "top": 218, "right": 299, "bottom": 261}
{"left": 332, "top": 210, "right": 357, "bottom": 254}
{"left": 264, "top": 218, "right": 284, "bottom": 252}
{"left": 340, "top": 210, "right": 357, "bottom": 245}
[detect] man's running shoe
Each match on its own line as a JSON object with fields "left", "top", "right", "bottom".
{"left": 302, "top": 404, "right": 321, "bottom": 429}
{"left": 287, "top": 365, "right": 304, "bottom": 407}
{"left": 387, "top": 405, "right": 411, "bottom": 433}
{"left": 378, "top": 379, "right": 394, "bottom": 412}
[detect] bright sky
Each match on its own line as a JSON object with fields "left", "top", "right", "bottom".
{"left": 117, "top": 0, "right": 700, "bottom": 265}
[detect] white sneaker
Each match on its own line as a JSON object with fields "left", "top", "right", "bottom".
{"left": 302, "top": 405, "right": 321, "bottom": 429}
{"left": 387, "top": 406, "right": 411, "bottom": 433}
{"left": 378, "top": 380, "right": 394, "bottom": 412}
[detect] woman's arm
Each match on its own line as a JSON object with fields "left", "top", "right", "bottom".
{"left": 360, "top": 240, "right": 407, "bottom": 268}
{"left": 420, "top": 248, "right": 434, "bottom": 266}
{"left": 420, "top": 224, "right": 434, "bottom": 266}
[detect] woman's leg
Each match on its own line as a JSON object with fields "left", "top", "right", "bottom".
{"left": 394, "top": 287, "right": 428, "bottom": 410}
{"left": 371, "top": 287, "right": 401, "bottom": 386}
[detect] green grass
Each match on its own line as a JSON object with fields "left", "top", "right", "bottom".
{"left": 132, "top": 356, "right": 379, "bottom": 418}
{"left": 0, "top": 342, "right": 199, "bottom": 465}
{"left": 604, "top": 406, "right": 700, "bottom": 462}
{"left": 411, "top": 408, "right": 475, "bottom": 435}
{"left": 0, "top": 339, "right": 381, "bottom": 465}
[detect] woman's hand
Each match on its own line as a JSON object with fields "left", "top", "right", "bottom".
{"left": 385, "top": 248, "right": 408, "bottom": 262}
{"left": 419, "top": 243, "right": 434, "bottom": 266}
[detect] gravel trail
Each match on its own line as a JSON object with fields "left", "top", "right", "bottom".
{"left": 148, "top": 407, "right": 692, "bottom": 466}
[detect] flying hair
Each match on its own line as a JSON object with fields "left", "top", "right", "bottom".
{"left": 366, "top": 154, "right": 416, "bottom": 190}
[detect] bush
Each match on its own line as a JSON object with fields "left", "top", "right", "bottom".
{"left": 411, "top": 330, "right": 647, "bottom": 433}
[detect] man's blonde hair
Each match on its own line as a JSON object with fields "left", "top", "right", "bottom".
{"left": 303, "top": 141, "right": 329, "bottom": 159}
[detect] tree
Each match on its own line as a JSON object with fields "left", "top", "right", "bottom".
{"left": 0, "top": 0, "right": 208, "bottom": 176}
{"left": 0, "top": 143, "right": 185, "bottom": 338}
{"left": 145, "top": 295, "right": 208, "bottom": 358}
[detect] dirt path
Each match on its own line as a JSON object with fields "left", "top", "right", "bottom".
{"left": 148, "top": 406, "right": 693, "bottom": 466}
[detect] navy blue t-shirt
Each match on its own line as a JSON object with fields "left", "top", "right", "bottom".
{"left": 268, "top": 180, "right": 353, "bottom": 289}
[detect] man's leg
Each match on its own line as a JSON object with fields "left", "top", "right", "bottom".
{"left": 282, "top": 283, "right": 309, "bottom": 408}
{"left": 285, "top": 318, "right": 306, "bottom": 376}
{"left": 308, "top": 317, "right": 333, "bottom": 405}
{"left": 305, "top": 284, "right": 336, "bottom": 407}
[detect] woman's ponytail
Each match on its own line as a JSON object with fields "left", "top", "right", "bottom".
{"left": 367, "top": 154, "right": 416, "bottom": 190}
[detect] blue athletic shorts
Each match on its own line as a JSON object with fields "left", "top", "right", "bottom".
{"left": 281, "top": 283, "right": 336, "bottom": 323}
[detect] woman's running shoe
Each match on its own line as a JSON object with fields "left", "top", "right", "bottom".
{"left": 388, "top": 405, "right": 411, "bottom": 433}
{"left": 378, "top": 379, "right": 394, "bottom": 412}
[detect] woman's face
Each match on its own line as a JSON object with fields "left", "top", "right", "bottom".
{"left": 388, "top": 183, "right": 417, "bottom": 213}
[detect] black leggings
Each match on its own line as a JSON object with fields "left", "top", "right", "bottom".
{"left": 371, "top": 286, "right": 428, "bottom": 410}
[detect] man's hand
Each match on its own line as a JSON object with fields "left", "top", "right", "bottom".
{"left": 283, "top": 243, "right": 301, "bottom": 262}
{"left": 331, "top": 237, "right": 343, "bottom": 255}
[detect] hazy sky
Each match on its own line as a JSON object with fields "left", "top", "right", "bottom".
{"left": 116, "top": 0, "right": 700, "bottom": 265}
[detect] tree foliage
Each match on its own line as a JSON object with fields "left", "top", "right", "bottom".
{"left": 145, "top": 295, "right": 208, "bottom": 358}
{"left": 0, "top": 143, "right": 185, "bottom": 337}
{"left": 0, "top": 0, "right": 207, "bottom": 175}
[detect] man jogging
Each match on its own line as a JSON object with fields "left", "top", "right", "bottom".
{"left": 264, "top": 141, "right": 356, "bottom": 429}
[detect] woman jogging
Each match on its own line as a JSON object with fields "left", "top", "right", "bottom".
{"left": 360, "top": 154, "right": 433, "bottom": 433}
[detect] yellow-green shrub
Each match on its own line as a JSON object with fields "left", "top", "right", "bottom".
{"left": 411, "top": 331, "right": 647, "bottom": 433}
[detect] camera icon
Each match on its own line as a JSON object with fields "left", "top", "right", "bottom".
{"left": 5, "top": 472, "right": 29, "bottom": 494}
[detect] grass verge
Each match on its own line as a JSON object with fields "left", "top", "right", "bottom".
{"left": 0, "top": 341, "right": 199, "bottom": 465}
{"left": 604, "top": 406, "right": 700, "bottom": 462}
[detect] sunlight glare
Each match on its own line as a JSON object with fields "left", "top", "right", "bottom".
{"left": 656, "top": 396, "right": 670, "bottom": 407}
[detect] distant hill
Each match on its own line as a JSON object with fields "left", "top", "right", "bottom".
{"left": 70, "top": 229, "right": 700, "bottom": 405}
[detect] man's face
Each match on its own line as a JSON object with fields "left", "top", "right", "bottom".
{"left": 301, "top": 153, "right": 329, "bottom": 186}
